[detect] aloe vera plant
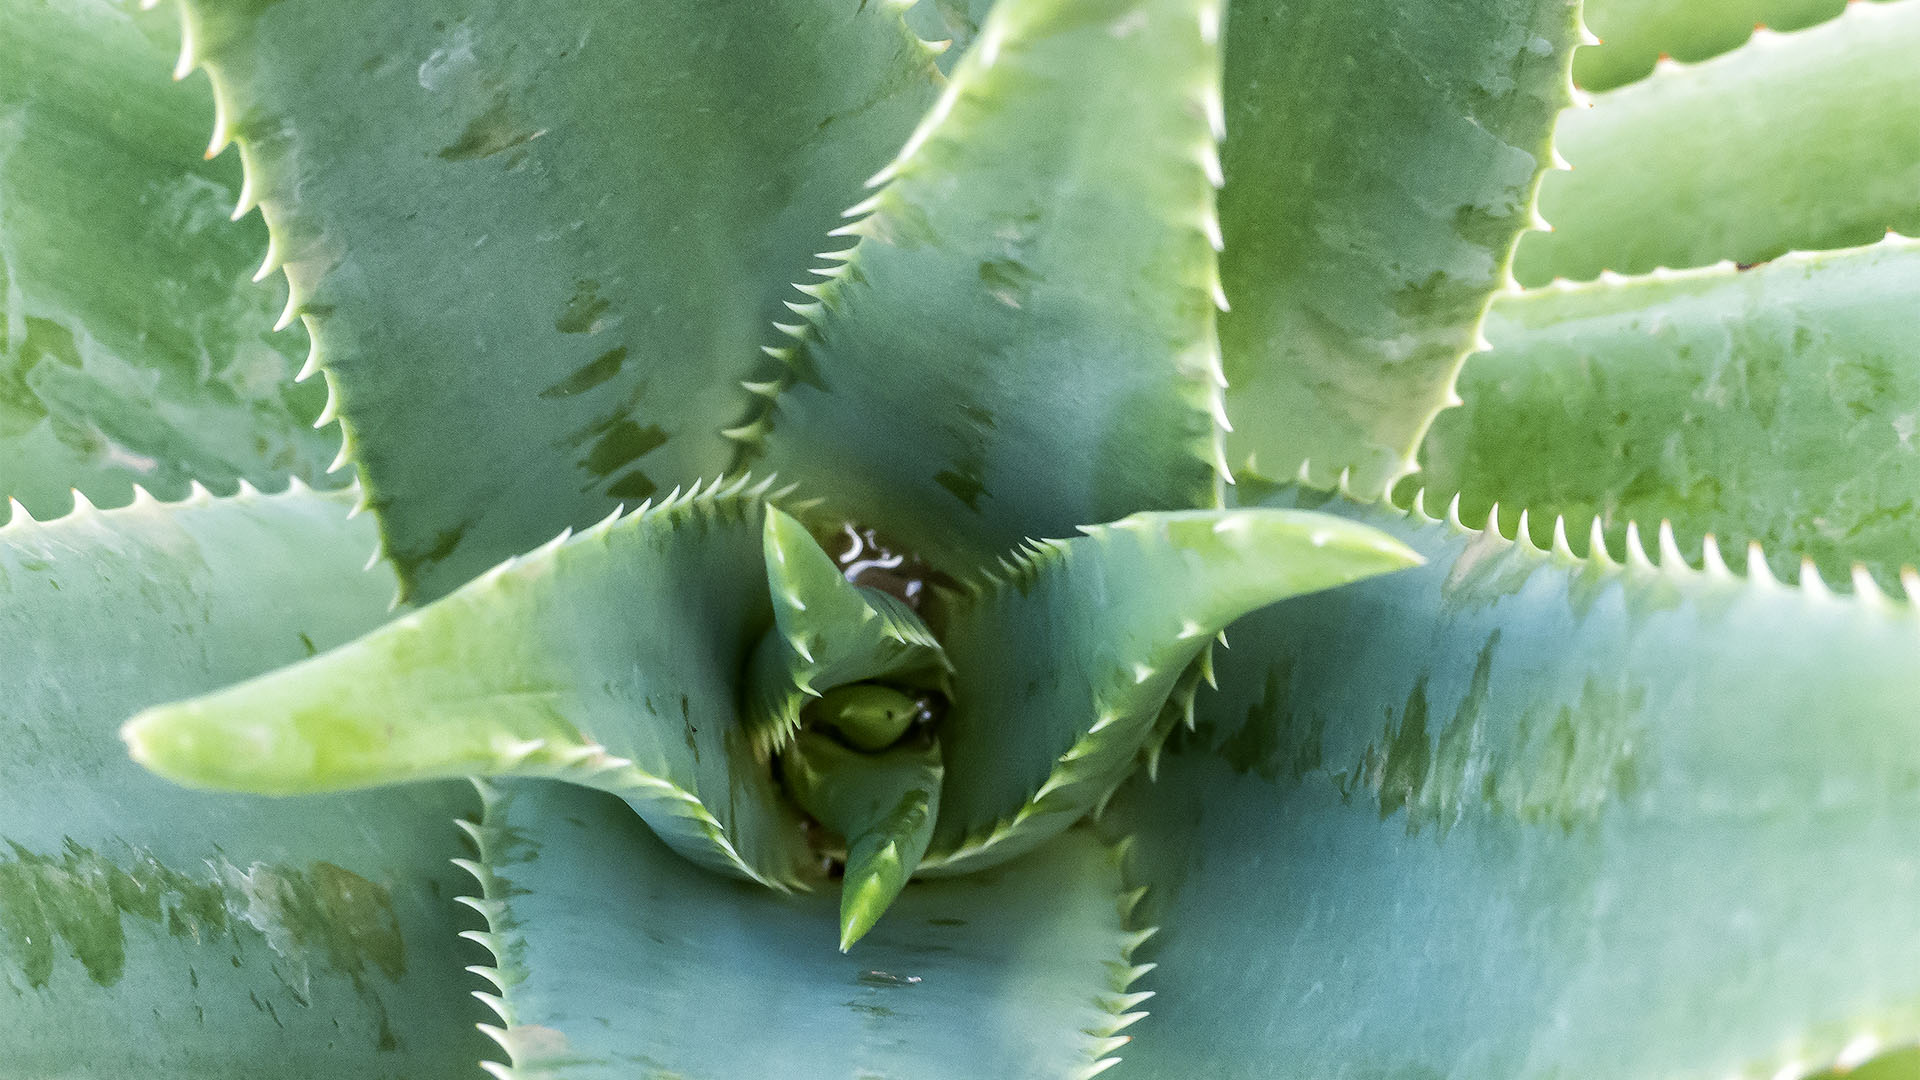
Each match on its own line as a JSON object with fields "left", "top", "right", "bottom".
{"left": 7, "top": 0, "right": 1920, "bottom": 1075}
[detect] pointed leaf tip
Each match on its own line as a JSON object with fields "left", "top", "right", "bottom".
{"left": 926, "top": 506, "right": 1421, "bottom": 874}
{"left": 784, "top": 732, "right": 941, "bottom": 949}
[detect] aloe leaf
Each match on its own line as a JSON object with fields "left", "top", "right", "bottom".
{"left": 750, "top": 0, "right": 1229, "bottom": 568}
{"left": 459, "top": 779, "right": 1149, "bottom": 1080}
{"left": 1102, "top": 481, "right": 1920, "bottom": 1079}
{"left": 166, "top": 0, "right": 941, "bottom": 599}
{"left": 783, "top": 732, "right": 944, "bottom": 950}
{"left": 1, "top": 485, "right": 484, "bottom": 1077}
{"left": 0, "top": 0, "right": 335, "bottom": 520}
{"left": 920, "top": 508, "right": 1419, "bottom": 875}
{"left": 1573, "top": 0, "right": 1886, "bottom": 92}
{"left": 1517, "top": 1, "right": 1920, "bottom": 284}
{"left": 744, "top": 507, "right": 948, "bottom": 755}
{"left": 1217, "top": 0, "right": 1580, "bottom": 496}
{"left": 1421, "top": 236, "right": 1920, "bottom": 589}
{"left": 125, "top": 478, "right": 814, "bottom": 888}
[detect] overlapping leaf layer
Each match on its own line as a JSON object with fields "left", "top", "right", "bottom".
{"left": 7, "top": 0, "right": 1920, "bottom": 1075}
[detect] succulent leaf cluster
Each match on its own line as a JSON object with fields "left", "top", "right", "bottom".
{"left": 5, "top": 0, "right": 1920, "bottom": 1077}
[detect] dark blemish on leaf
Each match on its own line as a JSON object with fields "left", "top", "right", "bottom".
{"left": 438, "top": 93, "right": 543, "bottom": 162}
{"left": 606, "top": 469, "right": 658, "bottom": 502}
{"left": 540, "top": 347, "right": 629, "bottom": 398}
{"left": 555, "top": 280, "right": 612, "bottom": 334}
{"left": 299, "top": 632, "right": 318, "bottom": 656}
{"left": 845, "top": 1000, "right": 894, "bottom": 1017}
{"left": 415, "top": 521, "right": 472, "bottom": 569}
{"left": 583, "top": 421, "right": 668, "bottom": 477}
{"left": 927, "top": 917, "right": 966, "bottom": 927}
{"left": 934, "top": 467, "right": 986, "bottom": 512}
{"left": 978, "top": 258, "right": 1035, "bottom": 308}
{"left": 0, "top": 840, "right": 409, "bottom": 1019}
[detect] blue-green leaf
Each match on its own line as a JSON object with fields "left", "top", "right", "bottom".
{"left": 458, "top": 779, "right": 1149, "bottom": 1080}
{"left": 125, "top": 478, "right": 814, "bottom": 888}
{"left": 922, "top": 507, "right": 1419, "bottom": 874}
{"left": 0, "top": 0, "right": 334, "bottom": 519}
{"left": 1104, "top": 481, "right": 1920, "bottom": 1079}
{"left": 1219, "top": 0, "right": 1581, "bottom": 496}
{"left": 1, "top": 485, "right": 484, "bottom": 1077}
{"left": 166, "top": 0, "right": 942, "bottom": 598}
{"left": 752, "top": 0, "right": 1230, "bottom": 567}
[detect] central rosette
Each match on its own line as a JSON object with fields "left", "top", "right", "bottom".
{"left": 123, "top": 481, "right": 1417, "bottom": 951}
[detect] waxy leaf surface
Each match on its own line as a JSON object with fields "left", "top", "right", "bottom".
{"left": 127, "top": 479, "right": 814, "bottom": 888}
{"left": 0, "top": 0, "right": 334, "bottom": 520}
{"left": 458, "top": 780, "right": 1148, "bottom": 1080}
{"left": 1, "top": 487, "right": 483, "bottom": 1078}
{"left": 1104, "top": 482, "right": 1920, "bottom": 1079}
{"left": 174, "top": 0, "right": 942, "bottom": 597}
{"left": 1423, "top": 237, "right": 1920, "bottom": 588}
{"left": 923, "top": 507, "right": 1419, "bottom": 873}
{"left": 1218, "top": 0, "right": 1580, "bottom": 494}
{"left": 1518, "top": 0, "right": 1920, "bottom": 283}
{"left": 754, "top": 0, "right": 1228, "bottom": 566}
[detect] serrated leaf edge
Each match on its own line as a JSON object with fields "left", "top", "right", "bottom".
{"left": 730, "top": 0, "right": 1234, "bottom": 492}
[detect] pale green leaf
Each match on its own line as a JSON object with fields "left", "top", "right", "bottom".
{"left": 1573, "top": 0, "right": 1891, "bottom": 92}
{"left": 783, "top": 732, "right": 944, "bottom": 950}
{"left": 1518, "top": 1, "right": 1920, "bottom": 284}
{"left": 752, "top": 0, "right": 1229, "bottom": 568}
{"left": 168, "top": 0, "right": 942, "bottom": 598}
{"left": 921, "top": 507, "right": 1419, "bottom": 874}
{"left": 1, "top": 486, "right": 484, "bottom": 1078}
{"left": 1421, "top": 235, "right": 1920, "bottom": 588}
{"left": 459, "top": 779, "right": 1146, "bottom": 1080}
{"left": 125, "top": 478, "right": 815, "bottom": 888}
{"left": 744, "top": 506, "right": 947, "bottom": 756}
{"left": 1218, "top": 0, "right": 1580, "bottom": 495}
{"left": 1103, "top": 481, "right": 1920, "bottom": 1078}
{"left": 0, "top": 0, "right": 335, "bottom": 519}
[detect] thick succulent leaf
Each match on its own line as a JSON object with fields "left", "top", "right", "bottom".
{"left": 125, "top": 478, "right": 814, "bottom": 888}
{"left": 1103, "top": 481, "right": 1920, "bottom": 1079}
{"left": 744, "top": 507, "right": 947, "bottom": 755}
{"left": 1422, "top": 236, "right": 1920, "bottom": 589}
{"left": 751, "top": 0, "right": 1229, "bottom": 567}
{"left": 920, "top": 508, "right": 1419, "bottom": 875}
{"left": 1, "top": 486, "right": 485, "bottom": 1078}
{"left": 784, "top": 732, "right": 944, "bottom": 950}
{"left": 1573, "top": 0, "right": 1888, "bottom": 92}
{"left": 167, "top": 0, "right": 942, "bottom": 598}
{"left": 0, "top": 0, "right": 334, "bottom": 520}
{"left": 1219, "top": 0, "right": 1581, "bottom": 496}
{"left": 1518, "top": 1, "right": 1920, "bottom": 284}
{"left": 458, "top": 779, "right": 1150, "bottom": 1080}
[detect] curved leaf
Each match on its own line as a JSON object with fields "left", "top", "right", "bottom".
{"left": 744, "top": 506, "right": 947, "bottom": 756}
{"left": 1573, "top": 0, "right": 1886, "bottom": 92}
{"left": 1103, "top": 481, "right": 1920, "bottom": 1079}
{"left": 783, "top": 732, "right": 945, "bottom": 950}
{"left": 168, "top": 0, "right": 942, "bottom": 598}
{"left": 0, "top": 0, "right": 334, "bottom": 520}
{"left": 1422, "top": 236, "right": 1920, "bottom": 588}
{"left": 921, "top": 507, "right": 1419, "bottom": 875}
{"left": 1, "top": 486, "right": 484, "bottom": 1078}
{"left": 458, "top": 779, "right": 1148, "bottom": 1080}
{"left": 1517, "top": 0, "right": 1920, "bottom": 284}
{"left": 126, "top": 477, "right": 815, "bottom": 888}
{"left": 752, "top": 0, "right": 1229, "bottom": 568}
{"left": 1218, "top": 0, "right": 1581, "bottom": 496}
